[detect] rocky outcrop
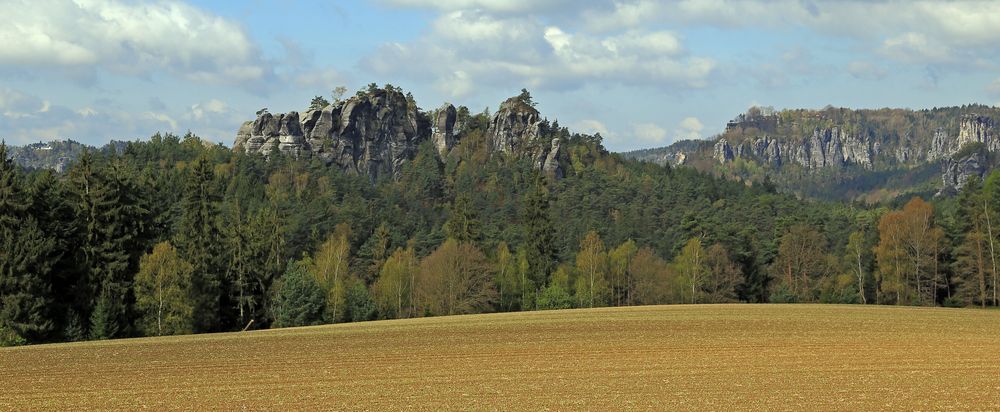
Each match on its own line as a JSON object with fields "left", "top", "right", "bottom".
{"left": 431, "top": 104, "right": 458, "bottom": 157}
{"left": 709, "top": 113, "right": 999, "bottom": 175}
{"left": 486, "top": 96, "right": 564, "bottom": 178}
{"left": 234, "top": 89, "right": 566, "bottom": 182}
{"left": 488, "top": 97, "right": 542, "bottom": 154}
{"left": 235, "top": 88, "right": 424, "bottom": 182}
{"left": 712, "top": 127, "right": 873, "bottom": 170}
{"left": 956, "top": 114, "right": 998, "bottom": 152}
{"left": 542, "top": 138, "right": 568, "bottom": 179}
{"left": 940, "top": 150, "right": 988, "bottom": 195}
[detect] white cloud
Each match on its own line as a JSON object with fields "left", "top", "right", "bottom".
{"left": 674, "top": 117, "right": 703, "bottom": 141}
{"left": 0, "top": 0, "right": 272, "bottom": 88}
{"left": 0, "top": 88, "right": 243, "bottom": 145}
{"left": 0, "top": 87, "right": 50, "bottom": 118}
{"left": 575, "top": 119, "right": 611, "bottom": 136}
{"left": 880, "top": 32, "right": 952, "bottom": 64}
{"left": 632, "top": 122, "right": 668, "bottom": 144}
{"left": 362, "top": 10, "right": 715, "bottom": 97}
{"left": 141, "top": 112, "right": 178, "bottom": 131}
{"left": 187, "top": 99, "right": 229, "bottom": 121}
{"left": 580, "top": 1, "right": 1000, "bottom": 68}
{"left": 435, "top": 70, "right": 476, "bottom": 99}
{"left": 382, "top": 0, "right": 575, "bottom": 14}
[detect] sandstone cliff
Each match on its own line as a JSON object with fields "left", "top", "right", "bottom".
{"left": 234, "top": 88, "right": 566, "bottom": 182}
{"left": 623, "top": 106, "right": 1000, "bottom": 199}
{"left": 487, "top": 96, "right": 565, "bottom": 178}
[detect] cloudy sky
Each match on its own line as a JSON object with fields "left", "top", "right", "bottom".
{"left": 2, "top": 0, "right": 1000, "bottom": 151}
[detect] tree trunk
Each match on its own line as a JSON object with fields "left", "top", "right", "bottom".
{"left": 855, "top": 245, "right": 866, "bottom": 304}
{"left": 985, "top": 199, "right": 998, "bottom": 307}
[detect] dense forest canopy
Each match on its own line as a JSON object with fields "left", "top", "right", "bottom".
{"left": 2, "top": 89, "right": 999, "bottom": 346}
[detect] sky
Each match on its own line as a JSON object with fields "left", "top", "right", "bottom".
{"left": 2, "top": 0, "right": 1000, "bottom": 152}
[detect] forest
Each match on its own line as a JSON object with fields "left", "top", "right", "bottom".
{"left": 2, "top": 104, "right": 999, "bottom": 346}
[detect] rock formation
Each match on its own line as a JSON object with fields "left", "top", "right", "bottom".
{"left": 712, "top": 127, "right": 874, "bottom": 170}
{"left": 940, "top": 149, "right": 988, "bottom": 195}
{"left": 956, "top": 114, "right": 997, "bottom": 152}
{"left": 431, "top": 104, "right": 458, "bottom": 157}
{"left": 488, "top": 97, "right": 542, "bottom": 154}
{"left": 709, "top": 113, "right": 998, "bottom": 183}
{"left": 234, "top": 89, "right": 566, "bottom": 182}
{"left": 235, "top": 88, "right": 423, "bottom": 182}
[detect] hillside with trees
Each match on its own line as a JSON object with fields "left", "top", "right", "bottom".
{"left": 2, "top": 88, "right": 999, "bottom": 346}
{"left": 624, "top": 105, "right": 1000, "bottom": 202}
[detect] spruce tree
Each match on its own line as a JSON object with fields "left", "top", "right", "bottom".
{"left": 521, "top": 175, "right": 558, "bottom": 299}
{"left": 175, "top": 157, "right": 224, "bottom": 332}
{"left": 66, "top": 152, "right": 148, "bottom": 339}
{"left": 444, "top": 193, "right": 482, "bottom": 244}
{"left": 0, "top": 142, "right": 57, "bottom": 343}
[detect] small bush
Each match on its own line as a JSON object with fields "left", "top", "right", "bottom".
{"left": 537, "top": 283, "right": 573, "bottom": 310}
{"left": 0, "top": 324, "right": 27, "bottom": 347}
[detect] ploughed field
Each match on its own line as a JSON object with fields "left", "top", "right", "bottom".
{"left": 3, "top": 304, "right": 1000, "bottom": 410}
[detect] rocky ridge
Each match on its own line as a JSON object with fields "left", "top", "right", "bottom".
{"left": 706, "top": 111, "right": 998, "bottom": 194}
{"left": 234, "top": 89, "right": 565, "bottom": 182}
{"left": 487, "top": 96, "right": 566, "bottom": 178}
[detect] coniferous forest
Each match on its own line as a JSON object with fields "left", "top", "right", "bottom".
{"left": 2, "top": 102, "right": 1000, "bottom": 346}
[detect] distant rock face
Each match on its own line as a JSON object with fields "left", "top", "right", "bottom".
{"left": 235, "top": 90, "right": 566, "bottom": 182}
{"left": 489, "top": 97, "right": 543, "bottom": 154}
{"left": 235, "top": 89, "right": 424, "bottom": 182}
{"left": 713, "top": 127, "right": 874, "bottom": 170}
{"left": 940, "top": 150, "right": 988, "bottom": 195}
{"left": 431, "top": 104, "right": 458, "bottom": 157}
{"left": 487, "top": 97, "right": 564, "bottom": 177}
{"left": 711, "top": 115, "right": 1000, "bottom": 176}
{"left": 956, "top": 114, "right": 998, "bottom": 152}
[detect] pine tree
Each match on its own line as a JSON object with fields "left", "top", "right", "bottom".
{"left": 521, "top": 175, "right": 557, "bottom": 295}
{"left": 274, "top": 260, "right": 326, "bottom": 328}
{"left": 0, "top": 143, "right": 57, "bottom": 343}
{"left": 88, "top": 283, "right": 123, "bottom": 340}
{"left": 175, "top": 157, "right": 224, "bottom": 332}
{"left": 444, "top": 193, "right": 481, "bottom": 244}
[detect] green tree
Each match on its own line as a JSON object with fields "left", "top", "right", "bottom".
{"left": 67, "top": 152, "right": 149, "bottom": 339}
{"left": 574, "top": 230, "right": 609, "bottom": 308}
{"left": 309, "top": 96, "right": 330, "bottom": 110}
{"left": 310, "top": 223, "right": 352, "bottom": 323}
{"left": 343, "top": 277, "right": 376, "bottom": 322}
{"left": 954, "top": 178, "right": 991, "bottom": 307}
{"left": 274, "top": 260, "right": 326, "bottom": 328}
{"left": 522, "top": 176, "right": 557, "bottom": 295}
{"left": 444, "top": 193, "right": 481, "bottom": 244}
{"left": 608, "top": 239, "right": 638, "bottom": 306}
{"left": 175, "top": 156, "right": 223, "bottom": 332}
{"left": 0, "top": 143, "right": 57, "bottom": 343}
{"left": 134, "top": 242, "right": 194, "bottom": 336}
{"left": 538, "top": 264, "right": 574, "bottom": 310}
{"left": 674, "top": 238, "right": 707, "bottom": 304}
{"left": 88, "top": 283, "right": 123, "bottom": 340}
{"left": 223, "top": 202, "right": 272, "bottom": 328}
{"left": 493, "top": 242, "right": 520, "bottom": 311}
{"left": 373, "top": 247, "right": 418, "bottom": 319}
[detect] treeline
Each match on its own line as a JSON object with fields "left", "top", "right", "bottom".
{"left": 0, "top": 117, "right": 995, "bottom": 345}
